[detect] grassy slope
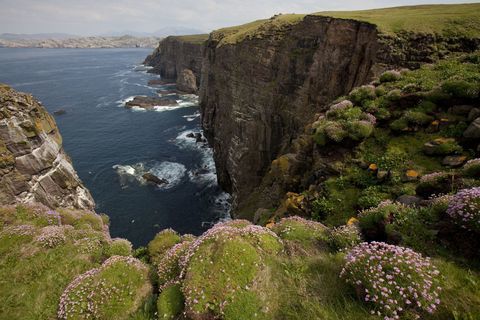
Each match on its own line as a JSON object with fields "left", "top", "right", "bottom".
{"left": 317, "top": 3, "right": 480, "bottom": 37}
{"left": 171, "top": 34, "right": 209, "bottom": 44}
{"left": 212, "top": 3, "right": 480, "bottom": 45}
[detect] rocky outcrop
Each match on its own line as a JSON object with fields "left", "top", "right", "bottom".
{"left": 144, "top": 35, "right": 207, "bottom": 83}
{"left": 0, "top": 84, "right": 95, "bottom": 210}
{"left": 125, "top": 96, "right": 178, "bottom": 110}
{"left": 200, "top": 15, "right": 379, "bottom": 213}
{"left": 176, "top": 69, "right": 198, "bottom": 94}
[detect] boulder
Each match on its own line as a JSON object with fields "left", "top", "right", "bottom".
{"left": 423, "top": 138, "right": 462, "bottom": 155}
{"left": 176, "top": 69, "right": 197, "bottom": 94}
{"left": 464, "top": 118, "right": 480, "bottom": 139}
{"left": 142, "top": 173, "right": 168, "bottom": 185}
{"left": 448, "top": 105, "right": 473, "bottom": 115}
{"left": 125, "top": 96, "right": 178, "bottom": 110}
{"left": 442, "top": 155, "right": 468, "bottom": 167}
{"left": 396, "top": 195, "right": 422, "bottom": 207}
{"left": 468, "top": 108, "right": 480, "bottom": 122}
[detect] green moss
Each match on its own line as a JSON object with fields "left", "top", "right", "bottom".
{"left": 59, "top": 256, "right": 152, "bottom": 320}
{"left": 157, "top": 284, "right": 184, "bottom": 320}
{"left": 147, "top": 229, "right": 181, "bottom": 265}
{"left": 272, "top": 217, "right": 327, "bottom": 248}
{"left": 357, "top": 186, "right": 391, "bottom": 209}
{"left": 105, "top": 238, "right": 133, "bottom": 257}
{"left": 0, "top": 204, "right": 116, "bottom": 320}
{"left": 441, "top": 78, "right": 480, "bottom": 99}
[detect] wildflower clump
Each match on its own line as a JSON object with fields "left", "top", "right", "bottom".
{"left": 326, "top": 224, "right": 362, "bottom": 252}
{"left": 147, "top": 228, "right": 182, "bottom": 266}
{"left": 105, "top": 238, "right": 133, "bottom": 257}
{"left": 446, "top": 187, "right": 480, "bottom": 232}
{"left": 358, "top": 201, "right": 415, "bottom": 241}
{"left": 415, "top": 172, "right": 453, "bottom": 197}
{"left": 341, "top": 242, "right": 441, "bottom": 319}
{"left": 58, "top": 256, "right": 152, "bottom": 320}
{"left": 272, "top": 216, "right": 327, "bottom": 247}
{"left": 180, "top": 220, "right": 283, "bottom": 319}
{"left": 312, "top": 100, "right": 375, "bottom": 146}
{"left": 35, "top": 225, "right": 67, "bottom": 248}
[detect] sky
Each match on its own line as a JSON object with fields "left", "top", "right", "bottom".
{"left": 0, "top": 0, "right": 478, "bottom": 36}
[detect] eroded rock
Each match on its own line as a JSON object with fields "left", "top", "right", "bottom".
{"left": 0, "top": 84, "right": 95, "bottom": 210}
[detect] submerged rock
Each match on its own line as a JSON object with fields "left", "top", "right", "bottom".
{"left": 142, "top": 172, "right": 168, "bottom": 185}
{"left": 125, "top": 96, "right": 178, "bottom": 110}
{"left": 53, "top": 109, "right": 66, "bottom": 116}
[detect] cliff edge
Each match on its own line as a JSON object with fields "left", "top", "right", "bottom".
{"left": 0, "top": 84, "right": 95, "bottom": 210}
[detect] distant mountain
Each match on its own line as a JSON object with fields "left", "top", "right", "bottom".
{"left": 0, "top": 33, "right": 79, "bottom": 40}
{"left": 103, "top": 26, "right": 206, "bottom": 37}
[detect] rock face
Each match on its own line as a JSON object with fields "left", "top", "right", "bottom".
{"left": 144, "top": 36, "right": 206, "bottom": 84}
{"left": 199, "top": 15, "right": 379, "bottom": 211}
{"left": 0, "top": 84, "right": 95, "bottom": 210}
{"left": 176, "top": 69, "right": 198, "bottom": 94}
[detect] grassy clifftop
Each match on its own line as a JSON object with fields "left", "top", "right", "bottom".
{"left": 318, "top": 3, "right": 480, "bottom": 37}
{"left": 170, "top": 34, "right": 209, "bottom": 44}
{"left": 212, "top": 3, "right": 480, "bottom": 45}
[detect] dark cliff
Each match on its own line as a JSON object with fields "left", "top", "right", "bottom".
{"left": 199, "top": 13, "right": 480, "bottom": 218}
{"left": 144, "top": 35, "right": 207, "bottom": 84}
{"left": 0, "top": 84, "right": 95, "bottom": 210}
{"left": 200, "top": 15, "right": 379, "bottom": 212}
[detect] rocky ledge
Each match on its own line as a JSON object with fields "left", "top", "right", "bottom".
{"left": 0, "top": 84, "right": 95, "bottom": 210}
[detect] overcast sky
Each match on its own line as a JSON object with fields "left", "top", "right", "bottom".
{"left": 0, "top": 0, "right": 478, "bottom": 35}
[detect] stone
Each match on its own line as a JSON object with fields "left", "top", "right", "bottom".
{"left": 442, "top": 155, "right": 468, "bottom": 167}
{"left": 377, "top": 170, "right": 389, "bottom": 180}
{"left": 176, "top": 69, "right": 198, "bottom": 94}
{"left": 423, "top": 138, "right": 462, "bottom": 155}
{"left": 448, "top": 105, "right": 473, "bottom": 115}
{"left": 468, "top": 108, "right": 480, "bottom": 122}
{"left": 142, "top": 173, "right": 168, "bottom": 185}
{"left": 53, "top": 109, "right": 66, "bottom": 116}
{"left": 125, "top": 96, "right": 178, "bottom": 110}
{"left": 464, "top": 118, "right": 480, "bottom": 139}
{"left": 396, "top": 195, "right": 422, "bottom": 207}
{"left": 403, "top": 169, "right": 419, "bottom": 182}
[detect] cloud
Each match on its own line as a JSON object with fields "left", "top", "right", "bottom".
{"left": 0, "top": 0, "right": 478, "bottom": 35}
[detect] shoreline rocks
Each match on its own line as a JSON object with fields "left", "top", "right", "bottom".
{"left": 125, "top": 96, "right": 178, "bottom": 110}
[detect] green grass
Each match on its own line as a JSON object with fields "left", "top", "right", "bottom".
{"left": 0, "top": 205, "right": 110, "bottom": 319}
{"left": 211, "top": 3, "right": 480, "bottom": 46}
{"left": 171, "top": 34, "right": 209, "bottom": 44}
{"left": 316, "top": 3, "right": 480, "bottom": 37}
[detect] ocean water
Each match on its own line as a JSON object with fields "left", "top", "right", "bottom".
{"left": 0, "top": 48, "right": 230, "bottom": 246}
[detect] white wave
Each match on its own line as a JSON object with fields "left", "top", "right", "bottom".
{"left": 175, "top": 130, "right": 218, "bottom": 187}
{"left": 116, "top": 95, "right": 138, "bottom": 107}
{"left": 113, "top": 161, "right": 186, "bottom": 190}
{"left": 131, "top": 106, "right": 147, "bottom": 112}
{"left": 133, "top": 64, "right": 153, "bottom": 72}
{"left": 149, "top": 161, "right": 187, "bottom": 189}
{"left": 182, "top": 111, "right": 201, "bottom": 122}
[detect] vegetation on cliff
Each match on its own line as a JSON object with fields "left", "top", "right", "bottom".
{"left": 211, "top": 3, "right": 480, "bottom": 46}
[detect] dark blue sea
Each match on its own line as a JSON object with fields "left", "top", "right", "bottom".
{"left": 0, "top": 48, "right": 230, "bottom": 246}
